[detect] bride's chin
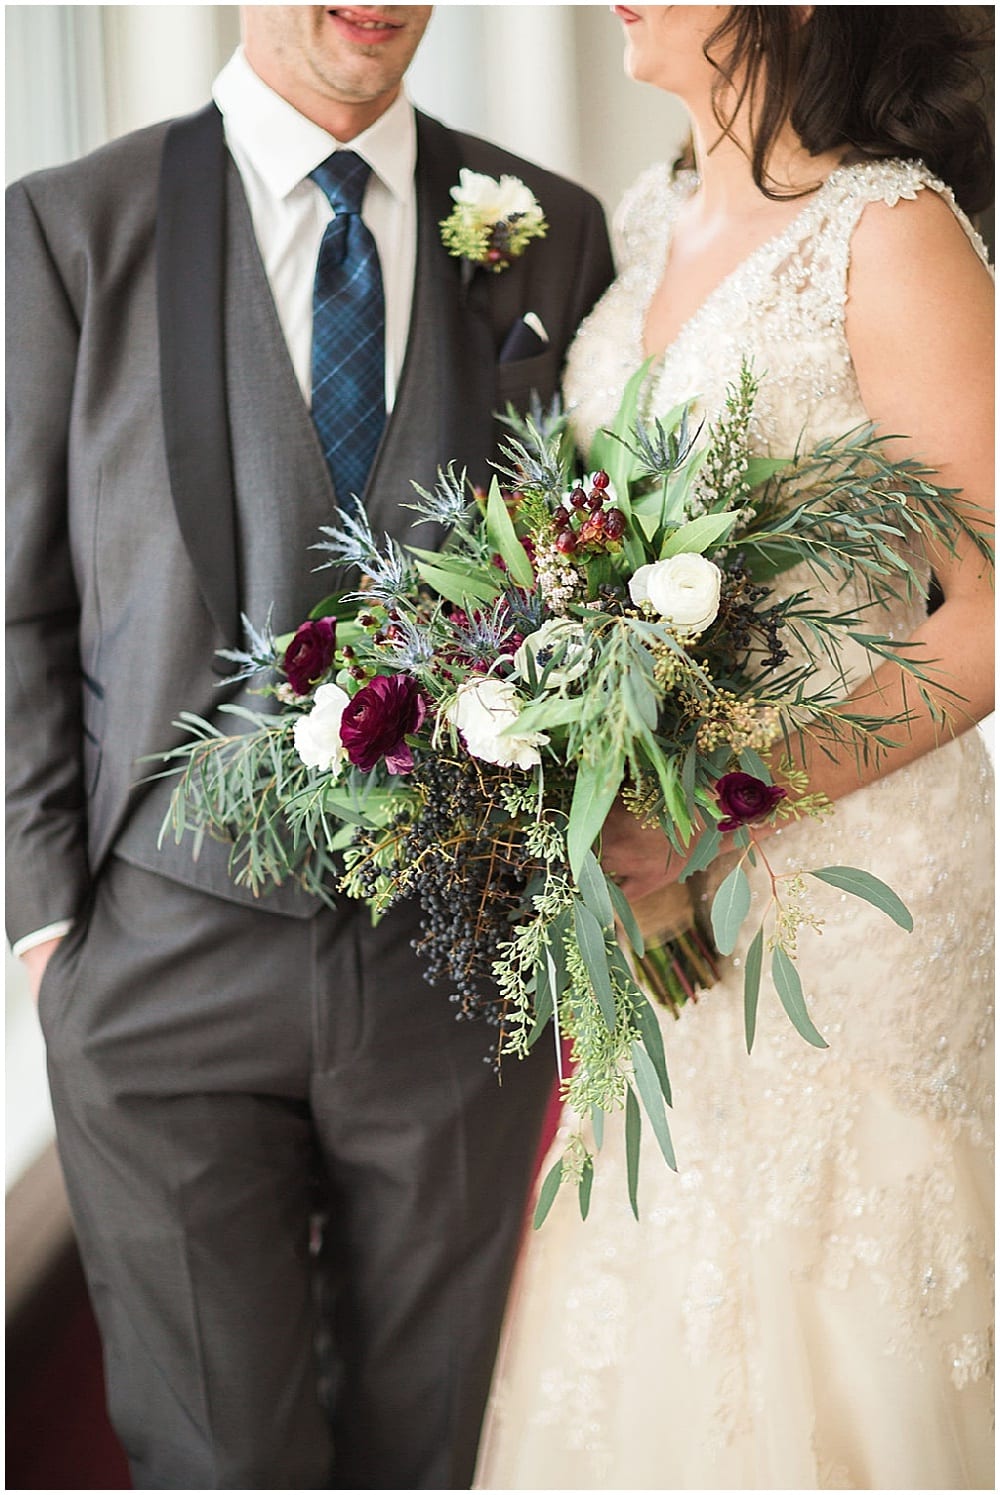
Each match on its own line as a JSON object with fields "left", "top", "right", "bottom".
{"left": 623, "top": 39, "right": 681, "bottom": 92}
{"left": 623, "top": 41, "right": 652, "bottom": 84}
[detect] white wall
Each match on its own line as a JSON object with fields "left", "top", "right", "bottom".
{"left": 5, "top": 4, "right": 689, "bottom": 208}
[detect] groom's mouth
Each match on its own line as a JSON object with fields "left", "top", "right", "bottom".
{"left": 613, "top": 5, "right": 642, "bottom": 23}
{"left": 326, "top": 8, "right": 406, "bottom": 46}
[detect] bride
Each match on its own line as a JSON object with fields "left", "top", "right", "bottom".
{"left": 476, "top": 6, "right": 993, "bottom": 1489}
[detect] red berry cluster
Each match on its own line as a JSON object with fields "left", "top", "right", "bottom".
{"left": 552, "top": 471, "right": 627, "bottom": 555}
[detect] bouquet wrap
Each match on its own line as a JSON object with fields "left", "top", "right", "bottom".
{"left": 623, "top": 874, "right": 721, "bottom": 1015}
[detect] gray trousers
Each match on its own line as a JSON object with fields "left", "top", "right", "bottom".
{"left": 40, "top": 856, "right": 554, "bottom": 1489}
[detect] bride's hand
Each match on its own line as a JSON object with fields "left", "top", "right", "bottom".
{"left": 599, "top": 800, "right": 692, "bottom": 902}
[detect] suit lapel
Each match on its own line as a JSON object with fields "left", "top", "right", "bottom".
{"left": 415, "top": 113, "right": 498, "bottom": 480}
{"left": 367, "top": 114, "right": 498, "bottom": 509}
{"left": 157, "top": 103, "right": 239, "bottom": 646}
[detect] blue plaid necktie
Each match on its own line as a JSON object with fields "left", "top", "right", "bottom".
{"left": 309, "top": 151, "right": 386, "bottom": 512}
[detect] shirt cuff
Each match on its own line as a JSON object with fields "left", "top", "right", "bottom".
{"left": 11, "top": 921, "right": 74, "bottom": 958}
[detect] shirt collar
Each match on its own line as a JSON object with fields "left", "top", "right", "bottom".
{"left": 212, "top": 46, "right": 415, "bottom": 204}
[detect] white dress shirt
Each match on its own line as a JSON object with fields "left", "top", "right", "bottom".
{"left": 14, "top": 54, "right": 419, "bottom": 959}
{"left": 212, "top": 46, "right": 417, "bottom": 410}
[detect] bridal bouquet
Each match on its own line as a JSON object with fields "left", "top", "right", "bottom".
{"left": 159, "top": 362, "right": 983, "bottom": 1220}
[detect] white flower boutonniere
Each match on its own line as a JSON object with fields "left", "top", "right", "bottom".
{"left": 440, "top": 168, "right": 548, "bottom": 273}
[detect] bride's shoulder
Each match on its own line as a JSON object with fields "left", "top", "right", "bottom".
{"left": 824, "top": 158, "right": 992, "bottom": 275}
{"left": 612, "top": 163, "right": 694, "bottom": 268}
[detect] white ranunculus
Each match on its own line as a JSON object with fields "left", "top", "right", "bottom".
{"left": 628, "top": 553, "right": 723, "bottom": 633}
{"left": 450, "top": 168, "right": 543, "bottom": 225}
{"left": 293, "top": 683, "right": 351, "bottom": 775}
{"left": 512, "top": 619, "right": 591, "bottom": 690}
{"left": 445, "top": 677, "right": 548, "bottom": 770}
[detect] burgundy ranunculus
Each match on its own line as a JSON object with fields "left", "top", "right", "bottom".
{"left": 284, "top": 617, "right": 337, "bottom": 697}
{"left": 339, "top": 674, "right": 427, "bottom": 774}
{"left": 715, "top": 771, "right": 786, "bottom": 833}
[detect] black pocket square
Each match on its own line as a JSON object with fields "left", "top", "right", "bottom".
{"left": 499, "top": 315, "right": 550, "bottom": 363}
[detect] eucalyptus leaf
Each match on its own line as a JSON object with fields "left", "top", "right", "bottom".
{"left": 499, "top": 695, "right": 580, "bottom": 735}
{"left": 567, "top": 749, "right": 625, "bottom": 880}
{"left": 679, "top": 823, "right": 722, "bottom": 881}
{"left": 533, "top": 954, "right": 553, "bottom": 1030}
{"left": 607, "top": 942, "right": 645, "bottom": 1003}
{"left": 743, "top": 926, "right": 764, "bottom": 1053}
{"left": 641, "top": 744, "right": 693, "bottom": 844}
{"left": 771, "top": 945, "right": 828, "bottom": 1049}
{"left": 711, "top": 862, "right": 751, "bottom": 956}
{"left": 622, "top": 672, "right": 660, "bottom": 733}
{"left": 548, "top": 909, "right": 571, "bottom": 1010}
{"left": 591, "top": 1104, "right": 605, "bottom": 1152}
{"left": 625, "top": 1085, "right": 642, "bottom": 1220}
{"left": 631, "top": 1042, "right": 677, "bottom": 1170}
{"left": 525, "top": 1011, "right": 551, "bottom": 1050}
{"left": 573, "top": 899, "right": 617, "bottom": 1031}
{"left": 809, "top": 866, "right": 913, "bottom": 931}
{"left": 532, "top": 1158, "right": 564, "bottom": 1229}
{"left": 578, "top": 1155, "right": 594, "bottom": 1221}
{"left": 632, "top": 993, "right": 671, "bottom": 1105}
{"left": 607, "top": 877, "right": 645, "bottom": 959}
{"left": 738, "top": 747, "right": 772, "bottom": 783}
{"left": 577, "top": 849, "right": 615, "bottom": 929}
{"left": 681, "top": 742, "right": 697, "bottom": 816}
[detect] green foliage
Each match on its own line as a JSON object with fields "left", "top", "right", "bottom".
{"left": 631, "top": 1042, "right": 677, "bottom": 1171}
{"left": 743, "top": 927, "right": 764, "bottom": 1053}
{"left": 809, "top": 866, "right": 913, "bottom": 930}
{"left": 155, "top": 352, "right": 992, "bottom": 1223}
{"left": 711, "top": 863, "right": 752, "bottom": 956}
{"left": 578, "top": 1155, "right": 595, "bottom": 1220}
{"left": 625, "top": 1085, "right": 642, "bottom": 1220}
{"left": 532, "top": 1158, "right": 564, "bottom": 1229}
{"left": 771, "top": 945, "right": 828, "bottom": 1049}
{"left": 156, "top": 707, "right": 342, "bottom": 903}
{"left": 485, "top": 477, "right": 535, "bottom": 585}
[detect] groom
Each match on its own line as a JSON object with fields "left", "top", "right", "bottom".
{"left": 5, "top": 6, "right": 612, "bottom": 1487}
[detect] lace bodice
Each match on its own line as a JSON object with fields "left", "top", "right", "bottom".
{"left": 565, "top": 157, "right": 991, "bottom": 459}
{"left": 566, "top": 158, "right": 992, "bottom": 709}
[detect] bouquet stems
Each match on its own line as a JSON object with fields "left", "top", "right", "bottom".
{"left": 621, "top": 879, "right": 720, "bottom": 1016}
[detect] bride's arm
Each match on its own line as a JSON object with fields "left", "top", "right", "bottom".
{"left": 603, "top": 190, "right": 994, "bottom": 900}
{"left": 782, "top": 186, "right": 994, "bottom": 801}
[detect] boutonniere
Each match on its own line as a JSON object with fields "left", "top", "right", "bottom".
{"left": 440, "top": 168, "right": 548, "bottom": 276}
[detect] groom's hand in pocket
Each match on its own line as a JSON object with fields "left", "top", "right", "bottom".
{"left": 21, "top": 935, "right": 65, "bottom": 1006}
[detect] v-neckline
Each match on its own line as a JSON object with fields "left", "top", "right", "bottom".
{"left": 640, "top": 165, "right": 848, "bottom": 366}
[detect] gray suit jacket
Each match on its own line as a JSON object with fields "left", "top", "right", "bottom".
{"left": 5, "top": 104, "right": 613, "bottom": 945}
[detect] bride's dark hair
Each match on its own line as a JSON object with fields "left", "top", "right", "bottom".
{"left": 704, "top": 6, "right": 994, "bottom": 214}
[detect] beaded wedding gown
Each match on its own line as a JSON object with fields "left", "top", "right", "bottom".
{"left": 476, "top": 160, "right": 994, "bottom": 1490}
